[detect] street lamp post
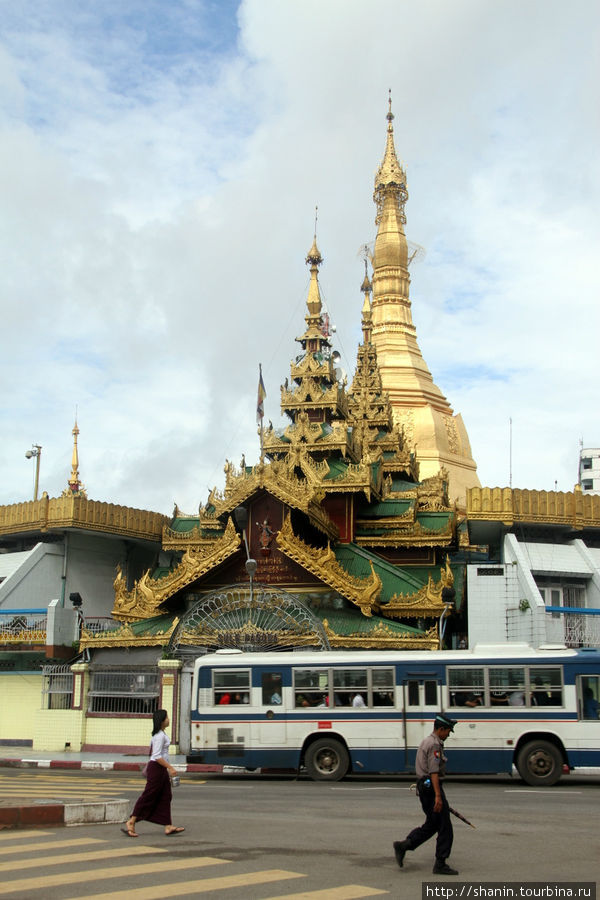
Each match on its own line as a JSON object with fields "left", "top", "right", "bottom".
{"left": 25, "top": 445, "right": 42, "bottom": 501}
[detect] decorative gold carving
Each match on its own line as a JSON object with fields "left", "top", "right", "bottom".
{"left": 393, "top": 409, "right": 415, "bottom": 449}
{"left": 323, "top": 619, "right": 439, "bottom": 650}
{"left": 179, "top": 621, "right": 316, "bottom": 650}
{"left": 443, "top": 416, "right": 459, "bottom": 455}
{"left": 204, "top": 460, "right": 338, "bottom": 541}
{"left": 417, "top": 468, "right": 451, "bottom": 510}
{"left": 0, "top": 495, "right": 168, "bottom": 541}
{"left": 467, "top": 486, "right": 600, "bottom": 528}
{"left": 354, "top": 514, "right": 454, "bottom": 548}
{"left": 289, "top": 354, "right": 333, "bottom": 382}
{"left": 79, "top": 617, "right": 179, "bottom": 649}
{"left": 281, "top": 377, "right": 348, "bottom": 417}
{"left": 112, "top": 518, "right": 242, "bottom": 622}
{"left": 376, "top": 556, "right": 454, "bottom": 618}
{"left": 276, "top": 514, "right": 381, "bottom": 615}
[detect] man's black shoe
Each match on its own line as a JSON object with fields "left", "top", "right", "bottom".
{"left": 393, "top": 840, "right": 410, "bottom": 868}
{"left": 432, "top": 859, "right": 459, "bottom": 875}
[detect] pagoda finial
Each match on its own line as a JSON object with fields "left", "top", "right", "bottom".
{"left": 306, "top": 206, "right": 323, "bottom": 268}
{"left": 374, "top": 92, "right": 408, "bottom": 226}
{"left": 64, "top": 413, "right": 87, "bottom": 497}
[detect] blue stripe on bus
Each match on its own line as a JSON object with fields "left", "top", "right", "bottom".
{"left": 190, "top": 711, "right": 579, "bottom": 723}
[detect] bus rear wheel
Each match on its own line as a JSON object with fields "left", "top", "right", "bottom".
{"left": 516, "top": 739, "right": 563, "bottom": 786}
{"left": 305, "top": 738, "right": 349, "bottom": 781}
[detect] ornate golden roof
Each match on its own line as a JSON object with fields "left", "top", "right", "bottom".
{"left": 112, "top": 517, "right": 241, "bottom": 622}
{"left": 276, "top": 513, "right": 382, "bottom": 616}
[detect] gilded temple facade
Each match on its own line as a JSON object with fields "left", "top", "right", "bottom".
{"left": 370, "top": 99, "right": 480, "bottom": 506}
{"left": 96, "top": 232, "right": 460, "bottom": 654}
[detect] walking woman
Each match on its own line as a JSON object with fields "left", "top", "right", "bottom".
{"left": 122, "top": 709, "right": 185, "bottom": 837}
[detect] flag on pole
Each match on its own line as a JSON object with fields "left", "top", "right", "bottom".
{"left": 256, "top": 364, "right": 266, "bottom": 424}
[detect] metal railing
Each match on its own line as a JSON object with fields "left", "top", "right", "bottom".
{"left": 0, "top": 609, "right": 47, "bottom": 644}
{"left": 87, "top": 669, "right": 160, "bottom": 715}
{"left": 544, "top": 606, "right": 600, "bottom": 648}
{"left": 42, "top": 663, "right": 74, "bottom": 709}
{"left": 81, "top": 617, "right": 121, "bottom": 635}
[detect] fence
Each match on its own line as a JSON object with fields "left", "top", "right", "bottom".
{"left": 0, "top": 609, "right": 47, "bottom": 644}
{"left": 42, "top": 663, "right": 74, "bottom": 709}
{"left": 87, "top": 669, "right": 160, "bottom": 715}
{"left": 544, "top": 606, "right": 600, "bottom": 648}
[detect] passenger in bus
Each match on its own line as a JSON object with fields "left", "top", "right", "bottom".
{"left": 393, "top": 713, "right": 459, "bottom": 876}
{"left": 490, "top": 690, "right": 509, "bottom": 705}
{"left": 531, "top": 678, "right": 553, "bottom": 705}
{"left": 352, "top": 692, "right": 366, "bottom": 707}
{"left": 455, "top": 691, "right": 482, "bottom": 707}
{"left": 583, "top": 686, "right": 600, "bottom": 719}
{"left": 218, "top": 693, "right": 231, "bottom": 705}
{"left": 508, "top": 690, "right": 525, "bottom": 706}
{"left": 270, "top": 690, "right": 282, "bottom": 704}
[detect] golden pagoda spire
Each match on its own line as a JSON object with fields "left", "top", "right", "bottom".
{"left": 370, "top": 94, "right": 480, "bottom": 505}
{"left": 63, "top": 416, "right": 87, "bottom": 498}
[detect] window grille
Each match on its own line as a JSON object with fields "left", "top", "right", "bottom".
{"left": 42, "top": 664, "right": 74, "bottom": 710}
{"left": 88, "top": 669, "right": 160, "bottom": 715}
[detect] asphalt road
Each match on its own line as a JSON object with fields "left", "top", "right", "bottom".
{"left": 0, "top": 770, "right": 598, "bottom": 899}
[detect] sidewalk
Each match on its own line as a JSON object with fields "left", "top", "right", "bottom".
{"left": 0, "top": 747, "right": 224, "bottom": 830}
{"left": 0, "top": 746, "right": 222, "bottom": 773}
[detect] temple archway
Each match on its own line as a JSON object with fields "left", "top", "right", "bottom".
{"left": 166, "top": 583, "right": 331, "bottom": 655}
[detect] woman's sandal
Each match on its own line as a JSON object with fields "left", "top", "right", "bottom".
{"left": 165, "top": 826, "right": 185, "bottom": 836}
{"left": 121, "top": 827, "right": 139, "bottom": 838}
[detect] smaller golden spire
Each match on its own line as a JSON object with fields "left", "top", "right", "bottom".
{"left": 64, "top": 416, "right": 87, "bottom": 498}
{"left": 305, "top": 213, "right": 323, "bottom": 319}
{"left": 361, "top": 260, "right": 373, "bottom": 344}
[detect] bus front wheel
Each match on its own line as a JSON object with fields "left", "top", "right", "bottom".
{"left": 516, "top": 739, "right": 563, "bottom": 786}
{"left": 304, "top": 738, "right": 349, "bottom": 781}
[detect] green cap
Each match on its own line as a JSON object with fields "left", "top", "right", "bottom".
{"left": 434, "top": 713, "right": 456, "bottom": 732}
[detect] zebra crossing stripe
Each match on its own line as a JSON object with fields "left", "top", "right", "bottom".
{"left": 62, "top": 869, "right": 306, "bottom": 900}
{"left": 0, "top": 855, "right": 227, "bottom": 895}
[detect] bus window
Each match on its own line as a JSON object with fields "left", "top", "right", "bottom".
{"left": 213, "top": 669, "right": 251, "bottom": 705}
{"left": 490, "top": 667, "right": 526, "bottom": 706}
{"left": 407, "top": 680, "right": 420, "bottom": 706}
{"left": 530, "top": 667, "right": 563, "bottom": 706}
{"left": 577, "top": 675, "right": 600, "bottom": 720}
{"left": 333, "top": 669, "right": 368, "bottom": 707}
{"left": 448, "top": 667, "right": 484, "bottom": 707}
{"left": 372, "top": 668, "right": 395, "bottom": 706}
{"left": 261, "top": 672, "right": 283, "bottom": 705}
{"left": 294, "top": 668, "right": 329, "bottom": 707}
{"left": 424, "top": 679, "right": 438, "bottom": 706}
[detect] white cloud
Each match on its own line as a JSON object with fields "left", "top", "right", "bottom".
{"left": 1, "top": 0, "right": 598, "bottom": 513}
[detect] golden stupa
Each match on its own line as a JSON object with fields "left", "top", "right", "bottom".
{"left": 370, "top": 98, "right": 480, "bottom": 505}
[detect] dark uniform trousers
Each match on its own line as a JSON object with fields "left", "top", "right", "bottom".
{"left": 407, "top": 777, "right": 453, "bottom": 861}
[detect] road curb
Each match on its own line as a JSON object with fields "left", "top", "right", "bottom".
{"left": 0, "top": 798, "right": 130, "bottom": 830}
{"left": 0, "top": 757, "right": 224, "bottom": 774}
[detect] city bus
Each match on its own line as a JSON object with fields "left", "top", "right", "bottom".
{"left": 187, "top": 645, "right": 600, "bottom": 785}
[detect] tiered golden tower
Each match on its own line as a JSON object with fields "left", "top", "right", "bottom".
{"left": 370, "top": 98, "right": 480, "bottom": 505}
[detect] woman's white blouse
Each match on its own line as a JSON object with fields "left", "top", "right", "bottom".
{"left": 149, "top": 730, "right": 170, "bottom": 761}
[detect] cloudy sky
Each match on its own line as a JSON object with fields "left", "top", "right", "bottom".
{"left": 1, "top": 0, "right": 598, "bottom": 515}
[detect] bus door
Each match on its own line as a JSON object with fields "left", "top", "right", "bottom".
{"left": 250, "top": 667, "right": 288, "bottom": 761}
{"left": 401, "top": 670, "right": 442, "bottom": 770}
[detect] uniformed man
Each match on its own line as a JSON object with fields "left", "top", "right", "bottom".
{"left": 393, "top": 713, "right": 458, "bottom": 875}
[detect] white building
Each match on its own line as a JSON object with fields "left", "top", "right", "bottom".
{"left": 467, "top": 535, "right": 600, "bottom": 649}
{"left": 579, "top": 447, "right": 600, "bottom": 495}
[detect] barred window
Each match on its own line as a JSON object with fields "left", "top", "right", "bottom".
{"left": 42, "top": 664, "right": 74, "bottom": 710}
{"left": 88, "top": 669, "right": 160, "bottom": 715}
